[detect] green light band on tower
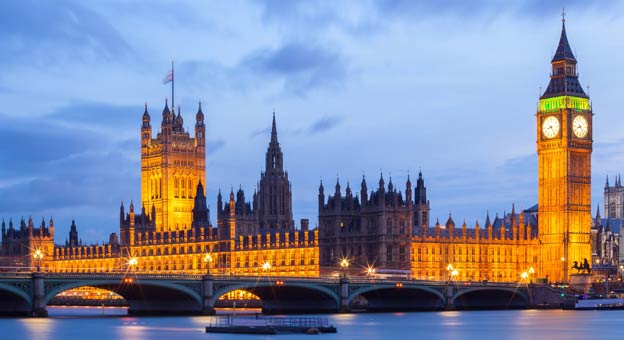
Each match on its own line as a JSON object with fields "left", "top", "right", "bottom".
{"left": 539, "top": 96, "right": 590, "bottom": 112}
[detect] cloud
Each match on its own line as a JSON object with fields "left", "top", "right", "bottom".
{"left": 241, "top": 42, "right": 347, "bottom": 95}
{"left": 205, "top": 139, "right": 226, "bottom": 155}
{"left": 307, "top": 116, "right": 342, "bottom": 134}
{"left": 178, "top": 41, "right": 348, "bottom": 98}
{"left": 0, "top": 0, "right": 131, "bottom": 65}
{"left": 250, "top": 127, "right": 271, "bottom": 138}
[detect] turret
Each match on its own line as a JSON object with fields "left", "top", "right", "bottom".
{"left": 217, "top": 189, "right": 223, "bottom": 212}
{"left": 129, "top": 201, "right": 135, "bottom": 226}
{"left": 360, "top": 175, "right": 368, "bottom": 205}
{"left": 49, "top": 217, "right": 54, "bottom": 236}
{"left": 161, "top": 98, "right": 172, "bottom": 142}
{"left": 334, "top": 178, "right": 341, "bottom": 198}
{"left": 141, "top": 102, "right": 152, "bottom": 148}
{"left": 318, "top": 180, "right": 325, "bottom": 208}
{"left": 120, "top": 202, "right": 125, "bottom": 224}
{"left": 405, "top": 175, "right": 413, "bottom": 205}
{"left": 446, "top": 214, "right": 455, "bottom": 238}
{"left": 1, "top": 219, "right": 5, "bottom": 238}
{"left": 28, "top": 217, "right": 33, "bottom": 237}
{"left": 195, "top": 101, "right": 205, "bottom": 147}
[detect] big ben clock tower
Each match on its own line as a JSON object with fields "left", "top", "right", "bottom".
{"left": 537, "top": 16, "right": 592, "bottom": 282}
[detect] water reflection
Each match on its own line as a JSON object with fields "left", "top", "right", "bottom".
{"left": 19, "top": 318, "right": 54, "bottom": 340}
{"left": 2, "top": 307, "right": 624, "bottom": 340}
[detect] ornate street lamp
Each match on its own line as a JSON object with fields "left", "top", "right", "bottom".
{"left": 204, "top": 254, "right": 213, "bottom": 275}
{"left": 33, "top": 248, "right": 44, "bottom": 272}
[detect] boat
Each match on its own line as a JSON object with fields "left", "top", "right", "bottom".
{"left": 575, "top": 298, "right": 624, "bottom": 310}
{"left": 205, "top": 316, "right": 337, "bottom": 334}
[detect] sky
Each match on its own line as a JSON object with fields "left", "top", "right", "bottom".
{"left": 1, "top": 0, "right": 623, "bottom": 244}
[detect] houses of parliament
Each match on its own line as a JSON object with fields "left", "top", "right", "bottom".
{"left": 0, "top": 19, "right": 612, "bottom": 284}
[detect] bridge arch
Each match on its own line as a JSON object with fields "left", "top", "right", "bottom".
{"left": 210, "top": 281, "right": 340, "bottom": 314}
{"left": 452, "top": 286, "right": 529, "bottom": 309}
{"left": 347, "top": 284, "right": 446, "bottom": 311}
{"left": 44, "top": 279, "right": 203, "bottom": 315}
{"left": 0, "top": 282, "right": 32, "bottom": 305}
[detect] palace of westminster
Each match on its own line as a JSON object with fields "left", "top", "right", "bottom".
{"left": 1, "top": 20, "right": 622, "bottom": 283}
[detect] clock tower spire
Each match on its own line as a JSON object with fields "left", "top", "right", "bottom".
{"left": 537, "top": 17, "right": 592, "bottom": 282}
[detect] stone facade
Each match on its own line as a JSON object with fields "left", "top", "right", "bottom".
{"left": 318, "top": 172, "right": 429, "bottom": 271}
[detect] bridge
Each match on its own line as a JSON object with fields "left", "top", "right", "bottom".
{"left": 0, "top": 272, "right": 563, "bottom": 317}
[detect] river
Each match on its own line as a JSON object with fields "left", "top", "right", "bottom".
{"left": 2, "top": 307, "right": 623, "bottom": 339}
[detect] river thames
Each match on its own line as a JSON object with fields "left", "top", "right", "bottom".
{"left": 2, "top": 307, "right": 624, "bottom": 340}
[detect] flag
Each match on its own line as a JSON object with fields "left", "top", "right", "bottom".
{"left": 163, "top": 69, "right": 173, "bottom": 84}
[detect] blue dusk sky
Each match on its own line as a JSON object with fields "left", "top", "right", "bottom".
{"left": 1, "top": 0, "right": 623, "bottom": 243}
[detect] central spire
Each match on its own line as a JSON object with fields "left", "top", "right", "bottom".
{"left": 265, "top": 111, "right": 283, "bottom": 173}
{"left": 271, "top": 110, "right": 278, "bottom": 145}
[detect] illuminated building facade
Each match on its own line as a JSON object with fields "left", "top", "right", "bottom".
{"left": 536, "top": 18, "right": 592, "bottom": 282}
{"left": 141, "top": 100, "right": 206, "bottom": 231}
{"left": 0, "top": 19, "right": 597, "bottom": 285}
{"left": 410, "top": 208, "right": 540, "bottom": 282}
{"left": 0, "top": 102, "right": 319, "bottom": 277}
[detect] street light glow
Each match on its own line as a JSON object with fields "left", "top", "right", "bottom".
{"left": 340, "top": 258, "right": 350, "bottom": 269}
{"left": 262, "top": 261, "right": 271, "bottom": 271}
{"left": 128, "top": 257, "right": 138, "bottom": 267}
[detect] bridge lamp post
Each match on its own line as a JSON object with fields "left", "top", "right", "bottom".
{"left": 528, "top": 267, "right": 535, "bottom": 284}
{"left": 33, "top": 248, "right": 43, "bottom": 272}
{"left": 561, "top": 257, "right": 566, "bottom": 283}
{"left": 204, "top": 254, "right": 213, "bottom": 275}
{"left": 340, "top": 258, "right": 349, "bottom": 278}
{"left": 521, "top": 271, "right": 528, "bottom": 282}
{"left": 446, "top": 264, "right": 454, "bottom": 280}
{"left": 262, "top": 261, "right": 271, "bottom": 276}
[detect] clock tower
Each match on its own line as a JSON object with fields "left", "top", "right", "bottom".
{"left": 537, "top": 17, "right": 592, "bottom": 282}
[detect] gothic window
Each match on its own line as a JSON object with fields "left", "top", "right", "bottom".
{"left": 174, "top": 178, "right": 179, "bottom": 198}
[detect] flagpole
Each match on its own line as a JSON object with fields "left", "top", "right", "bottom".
{"left": 171, "top": 60, "right": 175, "bottom": 110}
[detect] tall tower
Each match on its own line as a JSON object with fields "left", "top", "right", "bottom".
{"left": 257, "top": 112, "right": 294, "bottom": 231}
{"left": 537, "top": 17, "right": 592, "bottom": 282}
{"left": 141, "top": 100, "right": 206, "bottom": 231}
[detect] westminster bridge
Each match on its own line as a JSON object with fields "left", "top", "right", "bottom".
{"left": 0, "top": 272, "right": 565, "bottom": 316}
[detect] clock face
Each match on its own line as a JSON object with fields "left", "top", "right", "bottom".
{"left": 573, "top": 115, "right": 588, "bottom": 138}
{"left": 542, "top": 116, "right": 560, "bottom": 139}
